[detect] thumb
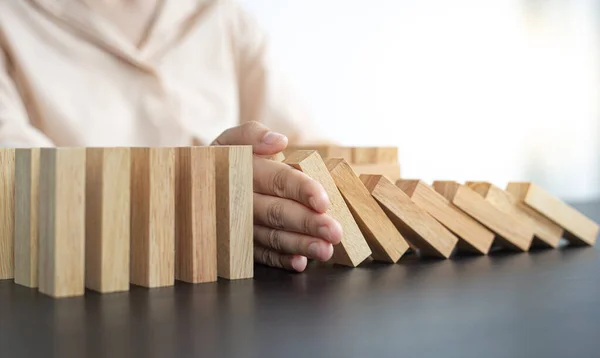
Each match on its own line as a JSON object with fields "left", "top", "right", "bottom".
{"left": 211, "top": 121, "right": 288, "bottom": 155}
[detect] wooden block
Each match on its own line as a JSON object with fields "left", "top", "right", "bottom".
{"left": 349, "top": 163, "right": 401, "bottom": 182}
{"left": 351, "top": 147, "right": 398, "bottom": 164}
{"left": 284, "top": 151, "right": 372, "bottom": 266}
{"left": 466, "top": 182, "right": 563, "bottom": 248}
{"left": 0, "top": 148, "right": 15, "bottom": 280}
{"left": 14, "top": 148, "right": 40, "bottom": 287}
{"left": 361, "top": 175, "right": 458, "bottom": 258}
{"left": 85, "top": 148, "right": 131, "bottom": 293}
{"left": 270, "top": 152, "right": 286, "bottom": 162}
{"left": 506, "top": 182, "right": 598, "bottom": 246}
{"left": 175, "top": 146, "right": 217, "bottom": 283}
{"left": 326, "top": 158, "right": 409, "bottom": 262}
{"left": 432, "top": 181, "right": 533, "bottom": 251}
{"left": 283, "top": 145, "right": 352, "bottom": 162}
{"left": 396, "top": 179, "right": 494, "bottom": 255}
{"left": 214, "top": 146, "right": 253, "bottom": 279}
{"left": 38, "top": 148, "right": 85, "bottom": 298}
{"left": 130, "top": 147, "right": 175, "bottom": 288}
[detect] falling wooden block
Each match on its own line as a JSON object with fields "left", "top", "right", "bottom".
{"left": 270, "top": 152, "right": 286, "bottom": 162}
{"left": 283, "top": 145, "right": 352, "bottom": 162}
{"left": 0, "top": 148, "right": 15, "bottom": 280}
{"left": 432, "top": 181, "right": 533, "bottom": 252}
{"left": 506, "top": 182, "right": 599, "bottom": 246}
{"left": 284, "top": 151, "right": 372, "bottom": 266}
{"left": 467, "top": 181, "right": 563, "bottom": 248}
{"left": 175, "top": 146, "right": 217, "bottom": 283}
{"left": 85, "top": 148, "right": 131, "bottom": 293}
{"left": 130, "top": 147, "right": 175, "bottom": 288}
{"left": 361, "top": 175, "right": 458, "bottom": 258}
{"left": 214, "top": 146, "right": 253, "bottom": 279}
{"left": 38, "top": 148, "right": 86, "bottom": 298}
{"left": 350, "top": 147, "right": 398, "bottom": 164}
{"left": 326, "top": 158, "right": 409, "bottom": 263}
{"left": 349, "top": 163, "right": 401, "bottom": 182}
{"left": 396, "top": 179, "right": 494, "bottom": 255}
{"left": 14, "top": 148, "right": 40, "bottom": 287}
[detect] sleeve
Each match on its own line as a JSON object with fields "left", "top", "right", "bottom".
{"left": 227, "top": 1, "right": 332, "bottom": 145}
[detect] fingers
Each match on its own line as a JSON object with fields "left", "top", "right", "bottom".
{"left": 253, "top": 156, "right": 330, "bottom": 213}
{"left": 254, "top": 245, "right": 308, "bottom": 272}
{"left": 211, "top": 121, "right": 288, "bottom": 155}
{"left": 254, "top": 225, "right": 334, "bottom": 262}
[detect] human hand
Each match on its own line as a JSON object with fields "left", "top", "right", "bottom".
{"left": 212, "top": 121, "right": 343, "bottom": 272}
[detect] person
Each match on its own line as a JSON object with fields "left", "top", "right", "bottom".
{"left": 0, "top": 0, "right": 343, "bottom": 272}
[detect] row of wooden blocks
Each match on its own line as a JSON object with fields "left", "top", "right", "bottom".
{"left": 0, "top": 146, "right": 253, "bottom": 298}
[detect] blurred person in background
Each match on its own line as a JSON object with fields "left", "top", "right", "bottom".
{"left": 0, "top": 0, "right": 341, "bottom": 272}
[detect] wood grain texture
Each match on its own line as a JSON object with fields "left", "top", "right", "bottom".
{"left": 1, "top": 149, "right": 15, "bottom": 280}
{"left": 214, "top": 146, "right": 253, "bottom": 279}
{"left": 326, "top": 158, "right": 409, "bottom": 262}
{"left": 130, "top": 148, "right": 175, "bottom": 288}
{"left": 396, "top": 179, "right": 494, "bottom": 255}
{"left": 38, "top": 148, "right": 85, "bottom": 298}
{"left": 467, "top": 181, "right": 562, "bottom": 248}
{"left": 85, "top": 148, "right": 131, "bottom": 293}
{"left": 175, "top": 146, "right": 217, "bottom": 283}
{"left": 284, "top": 151, "right": 371, "bottom": 266}
{"left": 348, "top": 163, "right": 401, "bottom": 182}
{"left": 283, "top": 145, "right": 352, "bottom": 162}
{"left": 361, "top": 175, "right": 458, "bottom": 258}
{"left": 507, "top": 182, "right": 598, "bottom": 246}
{"left": 350, "top": 147, "right": 398, "bottom": 164}
{"left": 432, "top": 181, "right": 533, "bottom": 252}
{"left": 14, "top": 148, "right": 40, "bottom": 287}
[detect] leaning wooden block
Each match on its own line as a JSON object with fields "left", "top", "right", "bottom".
{"left": 175, "top": 146, "right": 217, "bottom": 283}
{"left": 506, "top": 182, "right": 599, "bottom": 246}
{"left": 284, "top": 151, "right": 372, "bottom": 266}
{"left": 0, "top": 148, "right": 15, "bottom": 280}
{"left": 349, "top": 163, "right": 401, "bottom": 182}
{"left": 351, "top": 147, "right": 398, "bottom": 164}
{"left": 130, "top": 147, "right": 175, "bottom": 288}
{"left": 38, "top": 148, "right": 86, "bottom": 298}
{"left": 14, "top": 148, "right": 40, "bottom": 287}
{"left": 214, "top": 146, "right": 253, "bottom": 280}
{"left": 396, "top": 179, "right": 494, "bottom": 255}
{"left": 270, "top": 152, "right": 286, "bottom": 162}
{"left": 432, "top": 181, "right": 533, "bottom": 252}
{"left": 85, "top": 148, "right": 131, "bottom": 293}
{"left": 326, "top": 158, "right": 409, "bottom": 263}
{"left": 467, "top": 181, "right": 563, "bottom": 248}
{"left": 283, "top": 145, "right": 352, "bottom": 162}
{"left": 361, "top": 175, "right": 458, "bottom": 258}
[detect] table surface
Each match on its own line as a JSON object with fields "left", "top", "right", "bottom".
{"left": 1, "top": 202, "right": 599, "bottom": 358}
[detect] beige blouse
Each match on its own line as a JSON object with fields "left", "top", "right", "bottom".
{"left": 0, "top": 0, "right": 322, "bottom": 147}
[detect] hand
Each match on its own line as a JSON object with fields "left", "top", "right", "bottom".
{"left": 212, "top": 121, "right": 343, "bottom": 272}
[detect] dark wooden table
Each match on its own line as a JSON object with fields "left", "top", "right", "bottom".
{"left": 1, "top": 202, "right": 599, "bottom": 358}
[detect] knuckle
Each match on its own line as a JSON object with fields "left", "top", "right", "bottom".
{"left": 241, "top": 121, "right": 263, "bottom": 138}
{"left": 269, "top": 168, "right": 288, "bottom": 196}
{"left": 267, "top": 229, "right": 283, "bottom": 252}
{"left": 266, "top": 201, "right": 285, "bottom": 229}
{"left": 302, "top": 215, "right": 312, "bottom": 236}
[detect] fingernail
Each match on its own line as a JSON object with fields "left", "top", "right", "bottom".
{"left": 262, "top": 131, "right": 287, "bottom": 145}
{"left": 308, "top": 243, "right": 320, "bottom": 258}
{"left": 291, "top": 256, "right": 307, "bottom": 272}
{"left": 318, "top": 225, "right": 332, "bottom": 242}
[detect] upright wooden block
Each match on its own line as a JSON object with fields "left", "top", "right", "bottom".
{"left": 175, "top": 146, "right": 217, "bottom": 283}
{"left": 283, "top": 145, "right": 352, "bottom": 162}
{"left": 349, "top": 163, "right": 401, "bottom": 182}
{"left": 396, "top": 179, "right": 494, "bottom": 255}
{"left": 0, "top": 148, "right": 15, "bottom": 280}
{"left": 214, "top": 146, "right": 253, "bottom": 279}
{"left": 467, "top": 182, "right": 563, "bottom": 248}
{"left": 361, "top": 175, "right": 458, "bottom": 258}
{"left": 432, "top": 181, "right": 533, "bottom": 252}
{"left": 130, "top": 147, "right": 175, "bottom": 288}
{"left": 284, "top": 151, "right": 372, "bottom": 266}
{"left": 14, "top": 148, "right": 40, "bottom": 287}
{"left": 38, "top": 148, "right": 85, "bottom": 298}
{"left": 506, "top": 182, "right": 599, "bottom": 246}
{"left": 351, "top": 147, "right": 398, "bottom": 164}
{"left": 85, "top": 148, "right": 131, "bottom": 293}
{"left": 326, "top": 158, "right": 409, "bottom": 263}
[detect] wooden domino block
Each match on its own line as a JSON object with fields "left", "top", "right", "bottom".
{"left": 14, "top": 148, "right": 40, "bottom": 287}
{"left": 432, "top": 181, "right": 533, "bottom": 252}
{"left": 349, "top": 163, "right": 401, "bottom": 182}
{"left": 361, "top": 175, "right": 458, "bottom": 258}
{"left": 283, "top": 145, "right": 352, "bottom": 162}
{"left": 38, "top": 148, "right": 86, "bottom": 298}
{"left": 467, "top": 182, "right": 563, "bottom": 248}
{"left": 0, "top": 148, "right": 15, "bottom": 280}
{"left": 396, "top": 179, "right": 494, "bottom": 255}
{"left": 269, "top": 152, "right": 286, "bottom": 162}
{"left": 284, "top": 151, "right": 372, "bottom": 266}
{"left": 351, "top": 147, "right": 398, "bottom": 164}
{"left": 214, "top": 146, "right": 253, "bottom": 280}
{"left": 85, "top": 148, "right": 131, "bottom": 293}
{"left": 326, "top": 158, "right": 409, "bottom": 263}
{"left": 175, "top": 146, "right": 217, "bottom": 283}
{"left": 506, "top": 182, "right": 599, "bottom": 246}
{"left": 130, "top": 147, "right": 175, "bottom": 288}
